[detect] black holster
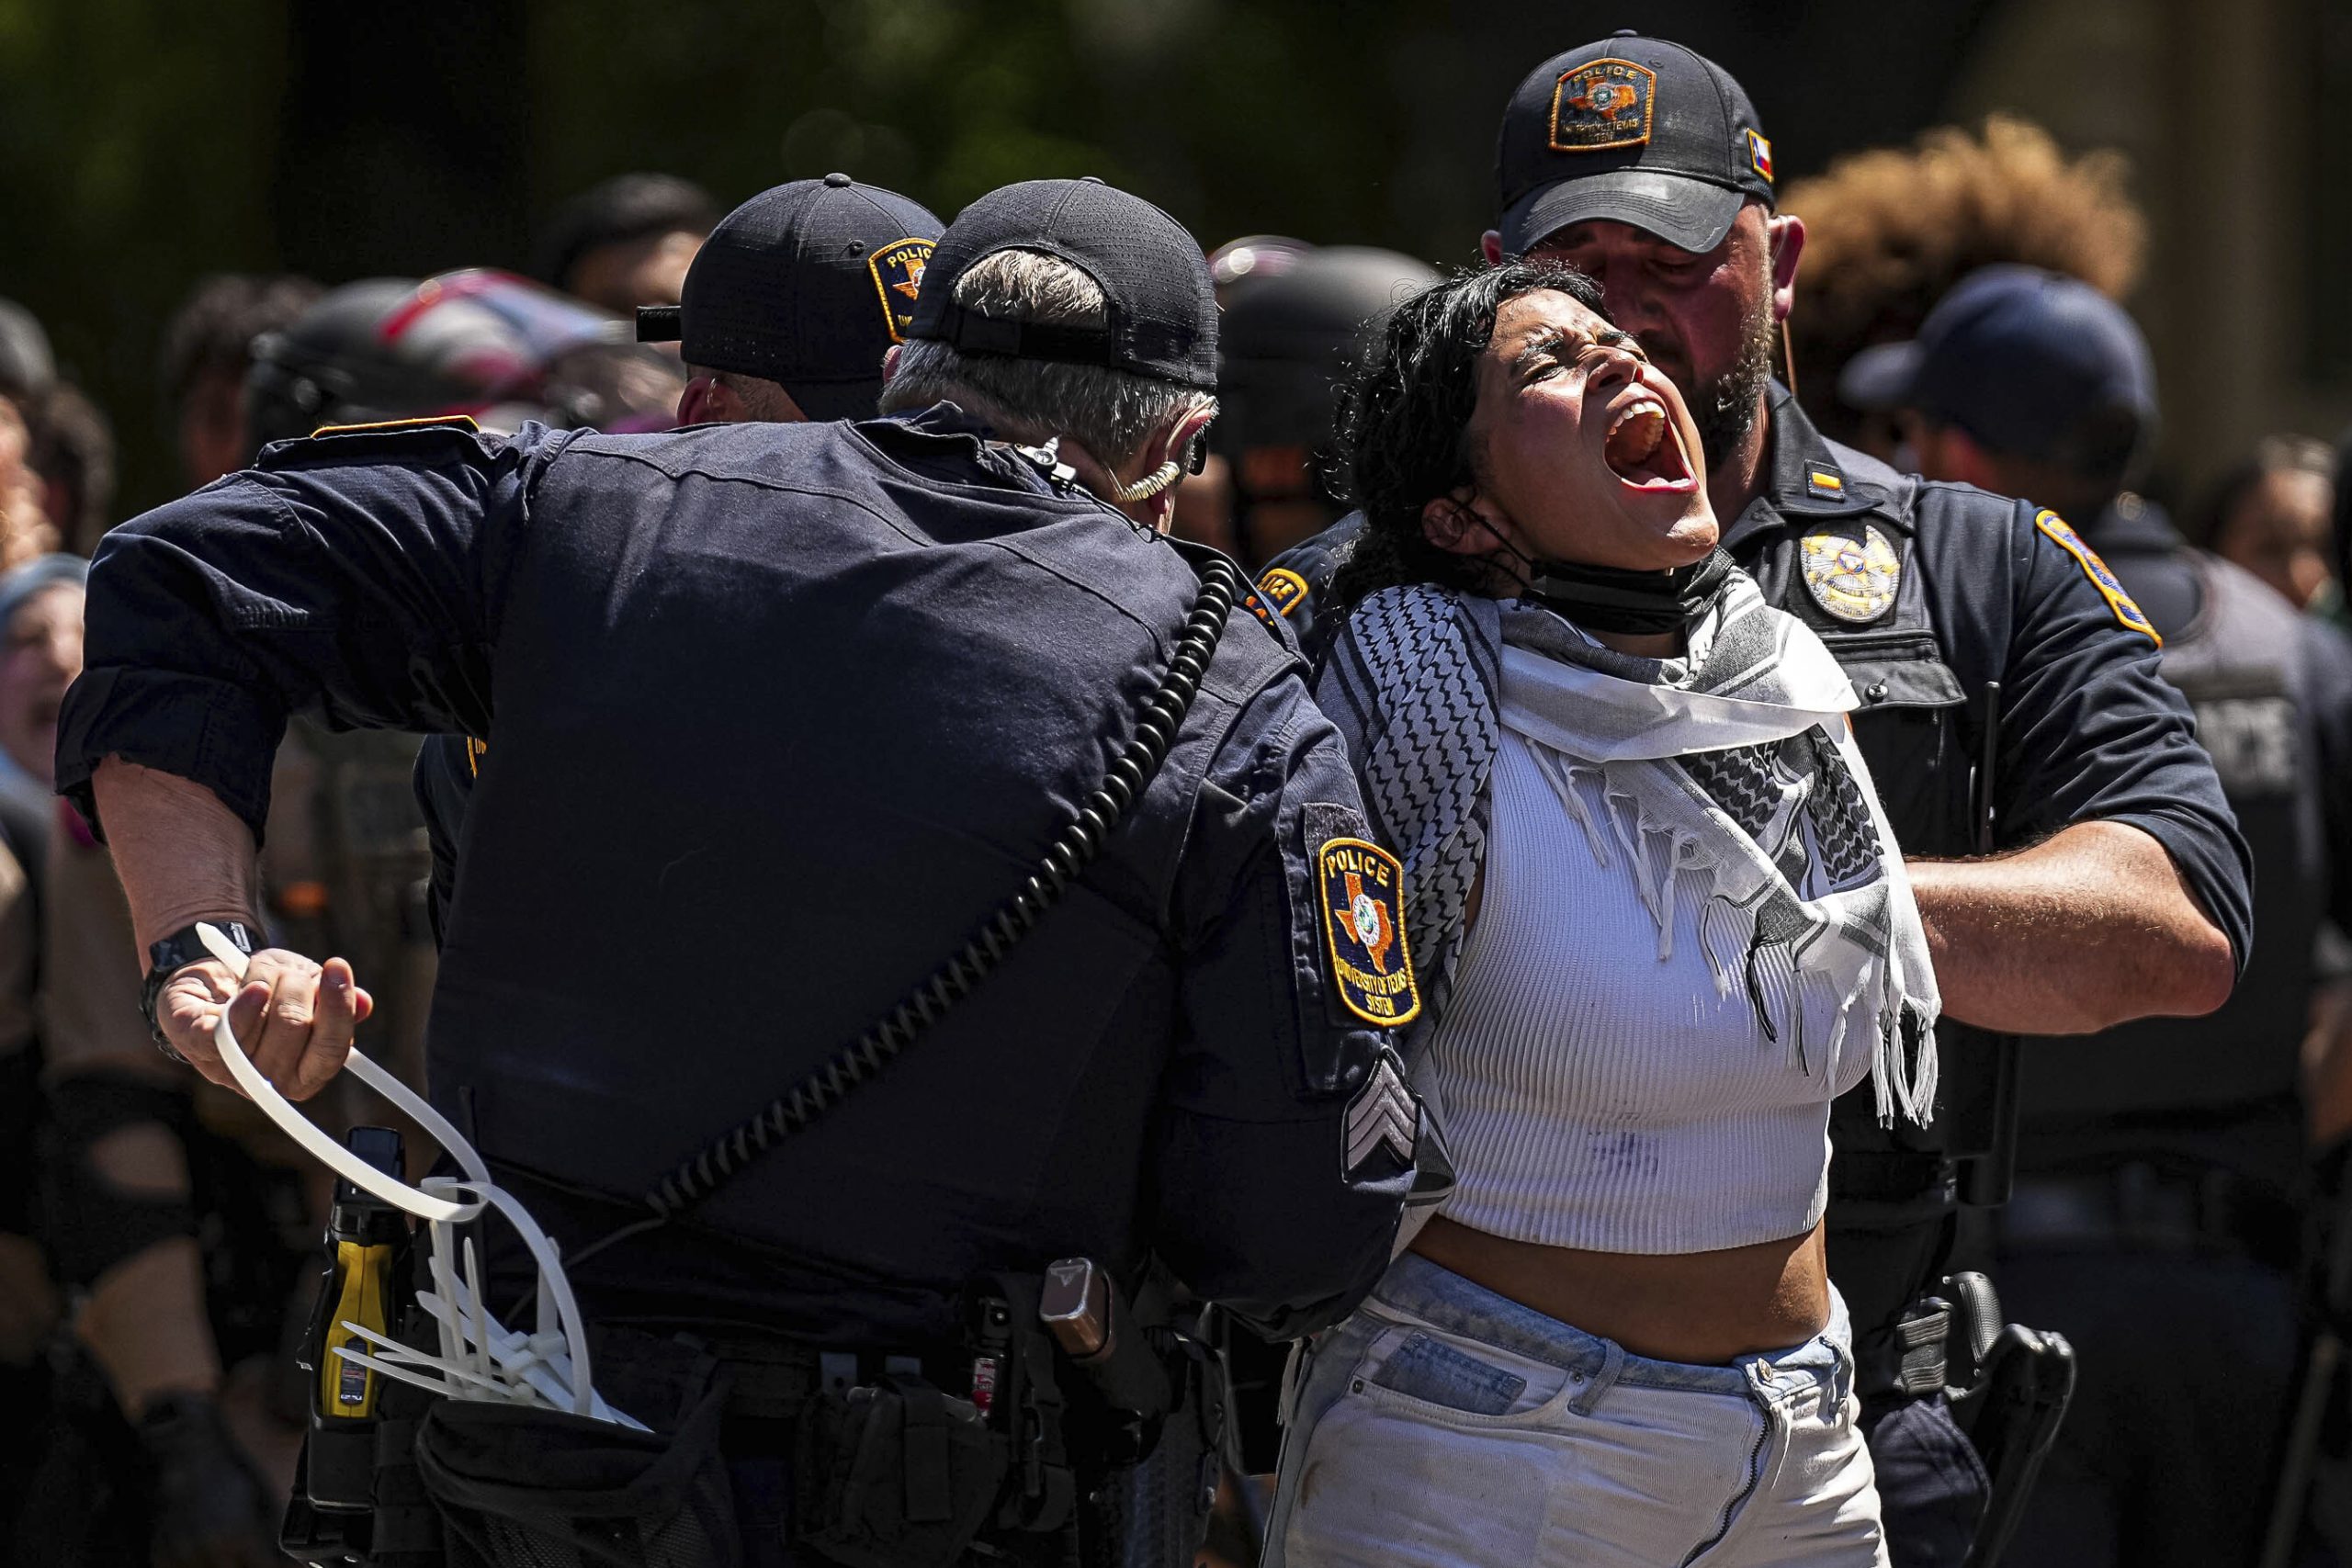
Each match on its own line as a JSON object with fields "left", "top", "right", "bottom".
{"left": 1941, "top": 1272, "right": 2077, "bottom": 1568}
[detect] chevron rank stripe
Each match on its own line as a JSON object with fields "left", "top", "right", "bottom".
{"left": 1344, "top": 1051, "right": 1419, "bottom": 1176}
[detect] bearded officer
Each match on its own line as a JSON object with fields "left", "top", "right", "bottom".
{"left": 57, "top": 176, "right": 1424, "bottom": 1565}
{"left": 1260, "top": 33, "right": 2250, "bottom": 1566}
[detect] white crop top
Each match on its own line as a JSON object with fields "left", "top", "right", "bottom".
{"left": 1421, "top": 728, "right": 1875, "bottom": 1255}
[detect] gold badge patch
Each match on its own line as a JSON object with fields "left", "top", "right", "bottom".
{"left": 1257, "top": 567, "right": 1309, "bottom": 620}
{"left": 310, "top": 413, "right": 481, "bottom": 440}
{"left": 1550, "top": 59, "right": 1657, "bottom": 152}
{"left": 867, "top": 238, "right": 934, "bottom": 344}
{"left": 1802, "top": 525, "right": 1901, "bottom": 624}
{"left": 2036, "top": 510, "right": 2160, "bottom": 647}
{"left": 1317, "top": 838, "right": 1419, "bottom": 1028}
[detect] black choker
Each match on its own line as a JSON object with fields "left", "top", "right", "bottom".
{"left": 1521, "top": 550, "right": 1731, "bottom": 636}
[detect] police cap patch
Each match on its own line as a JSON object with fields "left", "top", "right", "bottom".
{"left": 1551, "top": 59, "right": 1657, "bottom": 153}
{"left": 2035, "top": 510, "right": 2159, "bottom": 646}
{"left": 1317, "top": 838, "right": 1419, "bottom": 1027}
{"left": 867, "top": 237, "right": 934, "bottom": 344}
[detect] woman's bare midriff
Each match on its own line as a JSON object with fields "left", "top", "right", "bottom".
{"left": 1409, "top": 1213, "right": 1830, "bottom": 1365}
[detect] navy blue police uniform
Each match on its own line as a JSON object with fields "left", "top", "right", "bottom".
{"left": 1261, "top": 381, "right": 2253, "bottom": 1564}
{"left": 1983, "top": 494, "right": 2352, "bottom": 1568}
{"left": 61, "top": 408, "right": 1416, "bottom": 1345}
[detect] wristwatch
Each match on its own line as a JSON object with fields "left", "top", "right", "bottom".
{"left": 140, "top": 919, "right": 257, "bottom": 1060}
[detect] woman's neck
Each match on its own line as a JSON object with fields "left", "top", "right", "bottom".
{"left": 1587, "top": 626, "right": 1684, "bottom": 660}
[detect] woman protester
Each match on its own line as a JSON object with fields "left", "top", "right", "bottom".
{"left": 1263, "top": 263, "right": 1938, "bottom": 1567}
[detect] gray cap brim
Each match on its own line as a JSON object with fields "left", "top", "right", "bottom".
{"left": 1500, "top": 170, "right": 1745, "bottom": 256}
{"left": 1837, "top": 340, "right": 1926, "bottom": 412}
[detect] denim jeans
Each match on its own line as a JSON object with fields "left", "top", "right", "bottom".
{"left": 1263, "top": 1254, "right": 1888, "bottom": 1567}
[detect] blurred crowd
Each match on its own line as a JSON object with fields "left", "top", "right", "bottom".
{"left": 3, "top": 113, "right": 2352, "bottom": 1568}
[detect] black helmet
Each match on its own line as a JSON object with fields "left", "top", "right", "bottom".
{"left": 243, "top": 270, "right": 626, "bottom": 455}
{"left": 1214, "top": 246, "right": 1439, "bottom": 547}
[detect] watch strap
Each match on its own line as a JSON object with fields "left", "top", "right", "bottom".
{"left": 141, "top": 919, "right": 258, "bottom": 1060}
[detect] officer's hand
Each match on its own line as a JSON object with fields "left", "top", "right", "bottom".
{"left": 158, "top": 948, "right": 372, "bottom": 1101}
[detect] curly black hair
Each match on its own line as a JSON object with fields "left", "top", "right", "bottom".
{"left": 1326, "top": 260, "right": 1609, "bottom": 615}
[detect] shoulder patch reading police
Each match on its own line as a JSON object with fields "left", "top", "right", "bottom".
{"left": 1318, "top": 838, "right": 1419, "bottom": 1027}
{"left": 2035, "top": 509, "right": 2161, "bottom": 647}
{"left": 1801, "top": 524, "right": 1901, "bottom": 624}
{"left": 867, "top": 238, "right": 934, "bottom": 344}
{"left": 1257, "top": 566, "right": 1309, "bottom": 620}
{"left": 1343, "top": 1048, "right": 1419, "bottom": 1178}
{"left": 1550, "top": 59, "right": 1657, "bottom": 152}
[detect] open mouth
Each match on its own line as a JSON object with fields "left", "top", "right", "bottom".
{"left": 1601, "top": 395, "right": 1697, "bottom": 493}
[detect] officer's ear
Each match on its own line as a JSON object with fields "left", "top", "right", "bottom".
{"left": 1480, "top": 231, "right": 1506, "bottom": 265}
{"left": 1765, "top": 213, "right": 1805, "bottom": 325}
{"left": 880, "top": 344, "right": 903, "bottom": 387}
{"left": 677, "top": 374, "right": 741, "bottom": 428}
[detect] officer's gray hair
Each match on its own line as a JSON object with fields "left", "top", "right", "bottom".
{"left": 881, "top": 249, "right": 1214, "bottom": 468}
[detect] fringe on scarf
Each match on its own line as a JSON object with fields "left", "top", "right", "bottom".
{"left": 1539, "top": 750, "right": 1939, "bottom": 1123}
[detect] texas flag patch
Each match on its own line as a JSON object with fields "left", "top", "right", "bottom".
{"left": 1317, "top": 837, "right": 1420, "bottom": 1027}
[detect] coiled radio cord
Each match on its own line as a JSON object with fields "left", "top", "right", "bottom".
{"left": 569, "top": 553, "right": 1242, "bottom": 1268}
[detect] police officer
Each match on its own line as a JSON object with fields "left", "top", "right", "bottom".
{"left": 1213, "top": 245, "right": 1437, "bottom": 572}
{"left": 413, "top": 175, "right": 945, "bottom": 944}
{"left": 30, "top": 270, "right": 659, "bottom": 1568}
{"left": 58, "top": 176, "right": 1420, "bottom": 1566}
{"left": 1843, "top": 265, "right": 2352, "bottom": 1566}
{"left": 1261, "top": 35, "right": 2251, "bottom": 1565}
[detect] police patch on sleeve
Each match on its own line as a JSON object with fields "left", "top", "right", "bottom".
{"left": 1256, "top": 567, "right": 1309, "bottom": 620}
{"left": 2035, "top": 509, "right": 2161, "bottom": 647}
{"left": 1550, "top": 59, "right": 1656, "bottom": 152}
{"left": 1317, "top": 838, "right": 1419, "bottom": 1027}
{"left": 1801, "top": 525, "right": 1900, "bottom": 624}
{"left": 867, "top": 238, "right": 934, "bottom": 344}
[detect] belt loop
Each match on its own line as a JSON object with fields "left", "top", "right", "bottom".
{"left": 1571, "top": 1339, "right": 1626, "bottom": 1412}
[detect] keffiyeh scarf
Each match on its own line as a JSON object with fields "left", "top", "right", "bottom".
{"left": 1315, "top": 561, "right": 1939, "bottom": 1128}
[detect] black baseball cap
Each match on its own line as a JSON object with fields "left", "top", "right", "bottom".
{"left": 636, "top": 175, "right": 943, "bottom": 422}
{"left": 908, "top": 178, "right": 1216, "bottom": 389}
{"left": 1839, "top": 265, "right": 2158, "bottom": 466}
{"left": 1497, "top": 32, "right": 1777, "bottom": 257}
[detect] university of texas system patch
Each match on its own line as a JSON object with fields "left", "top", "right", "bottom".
{"left": 1550, "top": 59, "right": 1657, "bottom": 152}
{"left": 1317, "top": 837, "right": 1420, "bottom": 1027}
